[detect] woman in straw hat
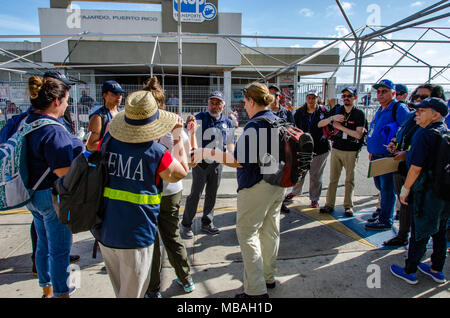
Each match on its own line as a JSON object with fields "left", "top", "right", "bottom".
{"left": 192, "top": 82, "right": 286, "bottom": 298}
{"left": 92, "top": 90, "right": 189, "bottom": 298}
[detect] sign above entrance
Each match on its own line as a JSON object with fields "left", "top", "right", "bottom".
{"left": 173, "top": 0, "right": 217, "bottom": 23}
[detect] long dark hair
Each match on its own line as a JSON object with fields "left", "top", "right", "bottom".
{"left": 28, "top": 76, "right": 69, "bottom": 111}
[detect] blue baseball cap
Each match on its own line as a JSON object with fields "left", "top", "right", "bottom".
{"left": 413, "top": 97, "right": 448, "bottom": 117}
{"left": 43, "top": 70, "right": 75, "bottom": 86}
{"left": 209, "top": 91, "right": 225, "bottom": 102}
{"left": 341, "top": 86, "right": 358, "bottom": 96}
{"left": 102, "top": 80, "right": 125, "bottom": 94}
{"left": 395, "top": 84, "right": 408, "bottom": 94}
{"left": 373, "top": 79, "right": 395, "bottom": 90}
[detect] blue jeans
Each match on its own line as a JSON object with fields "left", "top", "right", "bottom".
{"left": 372, "top": 155, "right": 396, "bottom": 226}
{"left": 28, "top": 189, "right": 72, "bottom": 297}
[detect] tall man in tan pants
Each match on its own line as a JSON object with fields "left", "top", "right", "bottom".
{"left": 318, "top": 87, "right": 366, "bottom": 217}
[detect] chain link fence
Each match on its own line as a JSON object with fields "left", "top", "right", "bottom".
{"left": 1, "top": 80, "right": 448, "bottom": 133}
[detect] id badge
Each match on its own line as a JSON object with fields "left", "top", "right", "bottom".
{"left": 368, "top": 128, "right": 374, "bottom": 138}
{"left": 342, "top": 133, "right": 347, "bottom": 140}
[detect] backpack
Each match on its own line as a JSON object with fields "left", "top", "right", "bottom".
{"left": 0, "top": 111, "right": 29, "bottom": 144}
{"left": 0, "top": 118, "right": 64, "bottom": 211}
{"left": 52, "top": 136, "right": 111, "bottom": 234}
{"left": 429, "top": 129, "right": 450, "bottom": 202}
{"left": 250, "top": 117, "right": 314, "bottom": 188}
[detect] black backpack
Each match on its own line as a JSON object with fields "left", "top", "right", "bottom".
{"left": 250, "top": 117, "right": 314, "bottom": 188}
{"left": 52, "top": 136, "right": 111, "bottom": 234}
{"left": 429, "top": 129, "right": 450, "bottom": 202}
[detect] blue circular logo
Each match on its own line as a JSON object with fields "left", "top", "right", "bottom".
{"left": 202, "top": 3, "right": 217, "bottom": 20}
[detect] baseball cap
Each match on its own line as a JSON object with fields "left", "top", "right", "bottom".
{"left": 413, "top": 97, "right": 448, "bottom": 117}
{"left": 341, "top": 86, "right": 358, "bottom": 96}
{"left": 395, "top": 84, "right": 408, "bottom": 94}
{"left": 373, "top": 79, "right": 395, "bottom": 90}
{"left": 268, "top": 84, "right": 281, "bottom": 92}
{"left": 102, "top": 80, "right": 125, "bottom": 94}
{"left": 209, "top": 91, "right": 225, "bottom": 102}
{"left": 43, "top": 70, "right": 75, "bottom": 86}
{"left": 306, "top": 89, "right": 319, "bottom": 97}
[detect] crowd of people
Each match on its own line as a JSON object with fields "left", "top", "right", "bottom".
{"left": 0, "top": 70, "right": 449, "bottom": 298}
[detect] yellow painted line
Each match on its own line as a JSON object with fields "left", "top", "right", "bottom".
{"left": 291, "top": 205, "right": 377, "bottom": 249}
{"left": 0, "top": 209, "right": 30, "bottom": 215}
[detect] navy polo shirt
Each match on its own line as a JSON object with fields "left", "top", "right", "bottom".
{"left": 367, "top": 100, "right": 410, "bottom": 155}
{"left": 195, "top": 112, "right": 235, "bottom": 152}
{"left": 93, "top": 135, "right": 173, "bottom": 249}
{"left": 273, "top": 106, "right": 294, "bottom": 124}
{"left": 406, "top": 122, "right": 447, "bottom": 169}
{"left": 234, "top": 109, "right": 277, "bottom": 191}
{"left": 25, "top": 113, "right": 83, "bottom": 190}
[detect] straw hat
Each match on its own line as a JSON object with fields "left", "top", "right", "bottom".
{"left": 108, "top": 90, "right": 178, "bottom": 143}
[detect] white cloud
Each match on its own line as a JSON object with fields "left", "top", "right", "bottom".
{"left": 299, "top": 8, "right": 314, "bottom": 17}
{"left": 411, "top": 1, "right": 424, "bottom": 7}
{"left": 312, "top": 40, "right": 326, "bottom": 48}
{"left": 327, "top": 2, "right": 355, "bottom": 17}
{"left": 290, "top": 44, "right": 301, "bottom": 48}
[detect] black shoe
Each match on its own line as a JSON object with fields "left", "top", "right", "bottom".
{"left": 383, "top": 236, "right": 408, "bottom": 246}
{"left": 281, "top": 204, "right": 290, "bottom": 213}
{"left": 70, "top": 255, "right": 80, "bottom": 263}
{"left": 394, "top": 210, "right": 400, "bottom": 221}
{"left": 319, "top": 206, "right": 334, "bottom": 214}
{"left": 344, "top": 208, "right": 354, "bottom": 217}
{"left": 367, "top": 216, "right": 378, "bottom": 223}
{"left": 266, "top": 281, "right": 276, "bottom": 289}
{"left": 372, "top": 208, "right": 381, "bottom": 218}
{"left": 235, "top": 292, "right": 269, "bottom": 298}
{"left": 201, "top": 224, "right": 220, "bottom": 235}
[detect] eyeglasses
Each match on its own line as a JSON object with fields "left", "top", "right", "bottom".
{"left": 396, "top": 92, "right": 406, "bottom": 96}
{"left": 209, "top": 100, "right": 223, "bottom": 106}
{"left": 414, "top": 94, "right": 430, "bottom": 101}
{"left": 341, "top": 94, "right": 354, "bottom": 99}
{"left": 272, "top": 93, "right": 280, "bottom": 97}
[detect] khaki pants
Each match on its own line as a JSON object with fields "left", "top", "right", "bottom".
{"left": 236, "top": 180, "right": 285, "bottom": 295}
{"left": 325, "top": 148, "right": 359, "bottom": 209}
{"left": 99, "top": 242, "right": 154, "bottom": 298}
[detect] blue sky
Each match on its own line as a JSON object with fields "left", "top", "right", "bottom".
{"left": 0, "top": 0, "right": 449, "bottom": 84}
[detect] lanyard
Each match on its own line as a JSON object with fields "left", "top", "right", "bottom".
{"left": 306, "top": 111, "right": 316, "bottom": 132}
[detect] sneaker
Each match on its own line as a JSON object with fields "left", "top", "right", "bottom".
{"left": 365, "top": 221, "right": 391, "bottom": 231}
{"left": 344, "top": 208, "right": 354, "bottom": 217}
{"left": 418, "top": 263, "right": 446, "bottom": 283}
{"left": 235, "top": 292, "right": 269, "bottom": 298}
{"left": 319, "top": 206, "right": 334, "bottom": 214}
{"left": 70, "top": 255, "right": 80, "bottom": 264}
{"left": 311, "top": 201, "right": 319, "bottom": 208}
{"left": 280, "top": 204, "right": 290, "bottom": 214}
{"left": 144, "top": 290, "right": 163, "bottom": 298}
{"left": 181, "top": 225, "right": 194, "bottom": 239}
{"left": 390, "top": 265, "right": 418, "bottom": 285}
{"left": 176, "top": 276, "right": 195, "bottom": 293}
{"left": 367, "top": 216, "right": 378, "bottom": 223}
{"left": 283, "top": 193, "right": 294, "bottom": 203}
{"left": 383, "top": 236, "right": 408, "bottom": 247}
{"left": 372, "top": 208, "right": 381, "bottom": 218}
{"left": 201, "top": 224, "right": 220, "bottom": 235}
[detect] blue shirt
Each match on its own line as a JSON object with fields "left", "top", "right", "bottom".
{"left": 25, "top": 113, "right": 83, "bottom": 190}
{"left": 195, "top": 112, "right": 235, "bottom": 151}
{"left": 234, "top": 109, "right": 277, "bottom": 191}
{"left": 93, "top": 135, "right": 171, "bottom": 249}
{"left": 272, "top": 107, "right": 294, "bottom": 124}
{"left": 89, "top": 106, "right": 112, "bottom": 140}
{"left": 367, "top": 100, "right": 410, "bottom": 155}
{"left": 406, "top": 122, "right": 447, "bottom": 169}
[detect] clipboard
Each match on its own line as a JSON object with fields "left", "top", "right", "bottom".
{"left": 367, "top": 157, "right": 400, "bottom": 178}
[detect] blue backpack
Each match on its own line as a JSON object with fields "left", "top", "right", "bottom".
{"left": 0, "top": 118, "right": 64, "bottom": 211}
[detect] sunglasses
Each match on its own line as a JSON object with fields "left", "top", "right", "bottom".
{"left": 414, "top": 94, "right": 430, "bottom": 101}
{"left": 341, "top": 94, "right": 354, "bottom": 98}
